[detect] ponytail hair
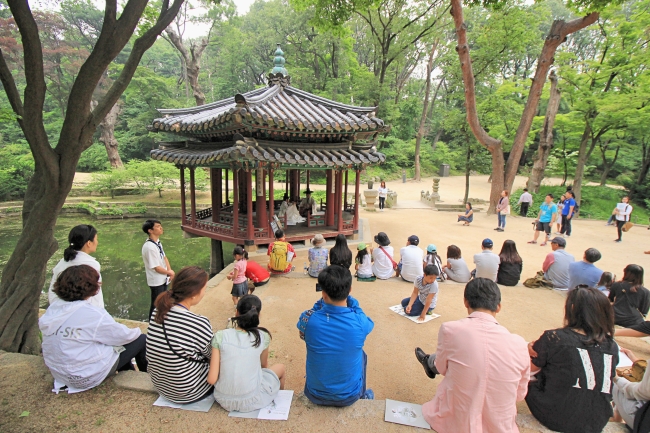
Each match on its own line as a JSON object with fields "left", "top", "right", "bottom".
{"left": 153, "top": 266, "right": 208, "bottom": 324}
{"left": 230, "top": 294, "right": 271, "bottom": 348}
{"left": 64, "top": 224, "right": 98, "bottom": 262}
{"left": 233, "top": 246, "right": 248, "bottom": 260}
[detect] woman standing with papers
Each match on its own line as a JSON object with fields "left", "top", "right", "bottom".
{"left": 614, "top": 196, "right": 633, "bottom": 242}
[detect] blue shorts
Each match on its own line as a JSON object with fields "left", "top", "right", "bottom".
{"left": 231, "top": 282, "right": 248, "bottom": 297}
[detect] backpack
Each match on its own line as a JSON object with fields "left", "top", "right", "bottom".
{"left": 270, "top": 241, "right": 289, "bottom": 272}
{"left": 572, "top": 202, "right": 580, "bottom": 217}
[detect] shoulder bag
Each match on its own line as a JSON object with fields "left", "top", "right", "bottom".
{"left": 162, "top": 322, "right": 209, "bottom": 364}
{"left": 379, "top": 247, "right": 398, "bottom": 270}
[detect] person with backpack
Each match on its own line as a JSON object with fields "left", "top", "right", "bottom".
{"left": 614, "top": 196, "right": 633, "bottom": 243}
{"left": 267, "top": 229, "right": 295, "bottom": 274}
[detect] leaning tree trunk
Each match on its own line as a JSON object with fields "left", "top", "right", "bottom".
{"left": 98, "top": 101, "right": 123, "bottom": 168}
{"left": 527, "top": 71, "right": 561, "bottom": 193}
{"left": 414, "top": 43, "right": 438, "bottom": 182}
{"left": 165, "top": 29, "right": 209, "bottom": 106}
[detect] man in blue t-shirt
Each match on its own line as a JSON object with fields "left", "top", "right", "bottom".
{"left": 568, "top": 248, "right": 604, "bottom": 290}
{"left": 297, "top": 265, "right": 375, "bottom": 406}
{"left": 560, "top": 191, "right": 576, "bottom": 237}
{"left": 529, "top": 194, "right": 558, "bottom": 246}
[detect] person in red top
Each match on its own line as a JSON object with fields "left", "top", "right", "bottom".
{"left": 246, "top": 259, "right": 270, "bottom": 291}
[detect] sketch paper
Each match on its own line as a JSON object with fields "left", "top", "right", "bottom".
{"left": 153, "top": 394, "right": 214, "bottom": 412}
{"left": 228, "top": 390, "right": 294, "bottom": 421}
{"left": 618, "top": 350, "right": 634, "bottom": 368}
{"left": 384, "top": 399, "right": 431, "bottom": 429}
{"left": 389, "top": 305, "right": 440, "bottom": 324}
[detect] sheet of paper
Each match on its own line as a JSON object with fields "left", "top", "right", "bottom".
{"left": 618, "top": 350, "right": 634, "bottom": 368}
{"left": 227, "top": 390, "right": 294, "bottom": 421}
{"left": 228, "top": 409, "right": 261, "bottom": 419}
{"left": 153, "top": 394, "right": 214, "bottom": 412}
{"left": 389, "top": 305, "right": 440, "bottom": 324}
{"left": 384, "top": 399, "right": 431, "bottom": 430}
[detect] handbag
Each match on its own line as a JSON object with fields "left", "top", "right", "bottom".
{"left": 623, "top": 221, "right": 634, "bottom": 232}
{"left": 379, "top": 247, "right": 398, "bottom": 270}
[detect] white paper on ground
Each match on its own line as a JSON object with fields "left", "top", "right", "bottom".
{"left": 389, "top": 305, "right": 440, "bottom": 324}
{"left": 384, "top": 399, "right": 431, "bottom": 430}
{"left": 618, "top": 350, "right": 634, "bottom": 368}
{"left": 153, "top": 394, "right": 215, "bottom": 412}
{"left": 228, "top": 390, "right": 294, "bottom": 420}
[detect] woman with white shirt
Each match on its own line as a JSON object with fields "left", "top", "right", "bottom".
{"left": 48, "top": 224, "right": 104, "bottom": 308}
{"left": 39, "top": 265, "right": 147, "bottom": 393}
{"left": 378, "top": 181, "right": 388, "bottom": 212}
{"left": 614, "top": 196, "right": 633, "bottom": 243}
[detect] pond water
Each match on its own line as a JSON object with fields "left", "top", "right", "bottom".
{"left": 0, "top": 217, "right": 234, "bottom": 321}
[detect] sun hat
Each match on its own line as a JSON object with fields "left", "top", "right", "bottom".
{"left": 482, "top": 238, "right": 493, "bottom": 248}
{"left": 550, "top": 236, "right": 566, "bottom": 247}
{"left": 374, "top": 232, "right": 390, "bottom": 246}
{"left": 426, "top": 244, "right": 437, "bottom": 253}
{"left": 408, "top": 235, "right": 419, "bottom": 246}
{"left": 311, "top": 234, "right": 326, "bottom": 247}
{"left": 357, "top": 243, "right": 367, "bottom": 251}
{"left": 304, "top": 188, "right": 313, "bottom": 194}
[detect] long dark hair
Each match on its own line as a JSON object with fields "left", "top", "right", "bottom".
{"left": 447, "top": 245, "right": 461, "bottom": 260}
{"left": 356, "top": 247, "right": 369, "bottom": 264}
{"left": 564, "top": 287, "right": 614, "bottom": 345}
{"left": 154, "top": 266, "right": 208, "bottom": 324}
{"left": 330, "top": 234, "right": 352, "bottom": 268}
{"left": 64, "top": 224, "right": 98, "bottom": 261}
{"left": 231, "top": 295, "right": 271, "bottom": 348}
{"left": 498, "top": 240, "right": 522, "bottom": 265}
{"left": 621, "top": 264, "right": 644, "bottom": 292}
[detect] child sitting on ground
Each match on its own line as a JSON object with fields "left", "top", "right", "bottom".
{"left": 207, "top": 295, "right": 286, "bottom": 412}
{"left": 355, "top": 243, "right": 375, "bottom": 281}
{"left": 597, "top": 271, "right": 615, "bottom": 297}
{"left": 267, "top": 229, "right": 295, "bottom": 274}
{"left": 401, "top": 265, "right": 439, "bottom": 322}
{"left": 227, "top": 246, "right": 248, "bottom": 305}
{"left": 424, "top": 244, "right": 446, "bottom": 282}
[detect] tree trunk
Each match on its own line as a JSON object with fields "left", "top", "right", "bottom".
{"left": 527, "top": 71, "right": 561, "bottom": 193}
{"left": 97, "top": 101, "right": 123, "bottom": 168}
{"left": 599, "top": 142, "right": 619, "bottom": 186}
{"left": 165, "top": 29, "right": 209, "bottom": 106}
{"left": 464, "top": 139, "right": 471, "bottom": 204}
{"left": 414, "top": 43, "right": 438, "bottom": 182}
{"left": 634, "top": 140, "right": 650, "bottom": 191}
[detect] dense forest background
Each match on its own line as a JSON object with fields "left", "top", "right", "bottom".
{"left": 1, "top": 0, "right": 649, "bottom": 205}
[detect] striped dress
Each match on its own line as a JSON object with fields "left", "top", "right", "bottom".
{"left": 146, "top": 306, "right": 213, "bottom": 403}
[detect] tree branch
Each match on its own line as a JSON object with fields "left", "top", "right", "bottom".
{"left": 165, "top": 27, "right": 190, "bottom": 62}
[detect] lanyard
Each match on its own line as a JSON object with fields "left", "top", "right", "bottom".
{"left": 147, "top": 239, "right": 165, "bottom": 259}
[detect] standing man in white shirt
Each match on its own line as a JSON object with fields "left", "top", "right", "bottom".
{"left": 614, "top": 196, "right": 633, "bottom": 243}
{"left": 518, "top": 188, "right": 533, "bottom": 217}
{"left": 142, "top": 219, "right": 175, "bottom": 321}
{"left": 396, "top": 235, "right": 424, "bottom": 283}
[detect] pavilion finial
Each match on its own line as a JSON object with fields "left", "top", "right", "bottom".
{"left": 268, "top": 43, "right": 290, "bottom": 87}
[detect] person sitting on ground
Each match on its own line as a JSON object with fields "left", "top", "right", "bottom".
{"left": 401, "top": 265, "right": 439, "bottom": 322}
{"left": 611, "top": 347, "right": 650, "bottom": 431}
{"left": 39, "top": 265, "right": 147, "bottom": 393}
{"left": 472, "top": 238, "right": 500, "bottom": 282}
{"left": 526, "top": 287, "right": 618, "bottom": 433}
{"left": 528, "top": 194, "right": 557, "bottom": 246}
{"left": 329, "top": 233, "right": 352, "bottom": 269}
{"left": 423, "top": 244, "right": 446, "bottom": 282}
{"left": 596, "top": 271, "right": 614, "bottom": 296}
{"left": 146, "top": 266, "right": 213, "bottom": 404}
{"left": 208, "top": 295, "right": 285, "bottom": 412}
{"left": 396, "top": 235, "right": 424, "bottom": 283}
{"left": 457, "top": 202, "right": 474, "bottom": 226}
{"left": 299, "top": 189, "right": 315, "bottom": 217}
{"left": 227, "top": 246, "right": 248, "bottom": 306}
{"left": 267, "top": 229, "right": 295, "bottom": 274}
{"left": 278, "top": 193, "right": 290, "bottom": 217}
{"left": 609, "top": 264, "right": 650, "bottom": 328}
{"left": 415, "top": 278, "right": 529, "bottom": 432}
{"left": 496, "top": 240, "right": 523, "bottom": 286}
{"left": 355, "top": 243, "right": 374, "bottom": 279}
{"left": 442, "top": 245, "right": 471, "bottom": 283}
{"left": 245, "top": 258, "right": 270, "bottom": 292}
{"left": 371, "top": 232, "right": 394, "bottom": 280}
{"left": 297, "top": 265, "right": 375, "bottom": 406}
{"left": 307, "top": 234, "right": 328, "bottom": 278}
{"left": 568, "top": 248, "right": 603, "bottom": 291}
{"left": 48, "top": 224, "right": 104, "bottom": 308}
{"left": 542, "top": 237, "right": 575, "bottom": 290}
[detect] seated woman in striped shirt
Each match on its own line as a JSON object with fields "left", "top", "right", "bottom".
{"left": 146, "top": 266, "right": 214, "bottom": 404}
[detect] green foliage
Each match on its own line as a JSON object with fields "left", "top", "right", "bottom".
{"left": 124, "top": 160, "right": 177, "bottom": 198}
{"left": 87, "top": 169, "right": 127, "bottom": 199}
{"left": 77, "top": 143, "right": 109, "bottom": 172}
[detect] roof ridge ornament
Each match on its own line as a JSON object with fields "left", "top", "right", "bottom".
{"left": 268, "top": 43, "right": 291, "bottom": 87}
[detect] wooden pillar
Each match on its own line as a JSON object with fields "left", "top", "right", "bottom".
{"left": 344, "top": 170, "right": 349, "bottom": 210}
{"left": 326, "top": 170, "right": 335, "bottom": 226}
{"left": 353, "top": 169, "right": 360, "bottom": 230}
{"left": 268, "top": 169, "right": 274, "bottom": 221}
{"left": 210, "top": 168, "right": 222, "bottom": 221}
{"left": 246, "top": 170, "right": 254, "bottom": 240}
{"left": 190, "top": 167, "right": 196, "bottom": 227}
{"left": 285, "top": 170, "right": 289, "bottom": 197}
{"left": 180, "top": 167, "right": 186, "bottom": 225}
{"left": 210, "top": 239, "right": 224, "bottom": 277}
{"left": 233, "top": 169, "right": 239, "bottom": 236}
{"left": 225, "top": 168, "right": 230, "bottom": 206}
{"left": 238, "top": 169, "right": 247, "bottom": 213}
{"left": 306, "top": 170, "right": 310, "bottom": 190}
{"left": 256, "top": 168, "right": 267, "bottom": 228}
{"left": 337, "top": 170, "right": 344, "bottom": 232}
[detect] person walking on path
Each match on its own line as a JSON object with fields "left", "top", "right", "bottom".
{"left": 518, "top": 188, "right": 533, "bottom": 217}
{"left": 614, "top": 196, "right": 633, "bottom": 243}
{"left": 559, "top": 191, "right": 576, "bottom": 237}
{"left": 142, "top": 219, "right": 174, "bottom": 321}
{"left": 495, "top": 190, "right": 510, "bottom": 232}
{"left": 377, "top": 181, "right": 388, "bottom": 212}
{"left": 528, "top": 194, "right": 557, "bottom": 246}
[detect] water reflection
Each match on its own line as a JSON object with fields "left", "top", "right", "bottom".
{"left": 0, "top": 217, "right": 234, "bottom": 321}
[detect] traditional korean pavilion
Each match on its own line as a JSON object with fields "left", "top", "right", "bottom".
{"left": 149, "top": 45, "right": 389, "bottom": 268}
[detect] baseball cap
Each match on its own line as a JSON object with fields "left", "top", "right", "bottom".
{"left": 426, "top": 244, "right": 437, "bottom": 253}
{"left": 357, "top": 243, "right": 367, "bottom": 251}
{"left": 408, "top": 235, "right": 419, "bottom": 246}
{"left": 550, "top": 236, "right": 566, "bottom": 247}
{"left": 482, "top": 238, "right": 493, "bottom": 248}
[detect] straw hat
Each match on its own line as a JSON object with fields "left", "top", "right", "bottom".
{"left": 311, "top": 234, "right": 326, "bottom": 247}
